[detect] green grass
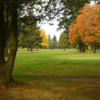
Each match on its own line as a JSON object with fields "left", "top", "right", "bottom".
{"left": 13, "top": 49, "right": 100, "bottom": 78}
{"left": 0, "top": 49, "right": 100, "bottom": 100}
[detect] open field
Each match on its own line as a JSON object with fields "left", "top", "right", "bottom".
{"left": 0, "top": 49, "right": 100, "bottom": 100}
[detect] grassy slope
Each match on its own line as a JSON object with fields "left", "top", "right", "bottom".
{"left": 0, "top": 49, "right": 100, "bottom": 100}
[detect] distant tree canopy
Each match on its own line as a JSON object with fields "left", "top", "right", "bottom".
{"left": 57, "top": 0, "right": 98, "bottom": 32}
{"left": 48, "top": 34, "right": 57, "bottom": 49}
{"left": 52, "top": 35, "right": 57, "bottom": 49}
{"left": 59, "top": 32, "right": 68, "bottom": 51}
{"left": 52, "top": 35, "right": 57, "bottom": 42}
{"left": 69, "top": 4, "right": 100, "bottom": 53}
{"left": 48, "top": 34, "right": 52, "bottom": 49}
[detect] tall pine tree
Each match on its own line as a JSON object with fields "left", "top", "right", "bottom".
{"left": 48, "top": 34, "right": 52, "bottom": 49}
{"left": 59, "top": 32, "right": 68, "bottom": 51}
{"left": 52, "top": 35, "right": 57, "bottom": 49}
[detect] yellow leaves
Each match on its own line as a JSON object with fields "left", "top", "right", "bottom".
{"left": 40, "top": 29, "right": 48, "bottom": 47}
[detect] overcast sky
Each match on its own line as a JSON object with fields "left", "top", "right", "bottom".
{"left": 40, "top": 20, "right": 63, "bottom": 41}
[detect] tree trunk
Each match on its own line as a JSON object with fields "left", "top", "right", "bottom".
{"left": 79, "top": 42, "right": 82, "bottom": 52}
{"left": 27, "top": 48, "right": 30, "bottom": 51}
{"left": 30, "top": 47, "right": 33, "bottom": 53}
{"left": 79, "top": 42, "right": 85, "bottom": 53}
{"left": 93, "top": 45, "right": 96, "bottom": 53}
{"left": 0, "top": 3, "right": 7, "bottom": 83}
{"left": 4, "top": 44, "right": 9, "bottom": 57}
{"left": 82, "top": 43, "right": 85, "bottom": 52}
{"left": 0, "top": 3, "right": 18, "bottom": 84}
{"left": 37, "top": 48, "right": 39, "bottom": 51}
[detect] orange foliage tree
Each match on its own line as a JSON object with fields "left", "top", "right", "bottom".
{"left": 69, "top": 4, "right": 100, "bottom": 53}
{"left": 68, "top": 20, "right": 85, "bottom": 52}
{"left": 40, "top": 29, "right": 48, "bottom": 47}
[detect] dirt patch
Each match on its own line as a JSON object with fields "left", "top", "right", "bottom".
{"left": 66, "top": 52, "right": 100, "bottom": 54}
{"left": 23, "top": 76, "right": 100, "bottom": 84}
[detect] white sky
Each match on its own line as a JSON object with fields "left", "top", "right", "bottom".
{"left": 40, "top": 20, "right": 63, "bottom": 41}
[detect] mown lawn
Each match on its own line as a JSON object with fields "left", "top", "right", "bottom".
{"left": 14, "top": 49, "right": 100, "bottom": 78}
{"left": 0, "top": 49, "right": 100, "bottom": 100}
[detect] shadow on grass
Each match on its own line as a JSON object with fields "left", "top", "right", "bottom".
{"left": 0, "top": 76, "right": 100, "bottom": 100}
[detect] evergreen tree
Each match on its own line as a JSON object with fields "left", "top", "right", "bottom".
{"left": 18, "top": 10, "right": 42, "bottom": 52}
{"left": 52, "top": 35, "right": 57, "bottom": 42}
{"left": 48, "top": 34, "right": 52, "bottom": 49}
{"left": 19, "top": 24, "right": 42, "bottom": 52}
{"left": 18, "top": 33, "right": 26, "bottom": 48}
{"left": 48, "top": 34, "right": 57, "bottom": 49}
{"left": 52, "top": 35, "right": 57, "bottom": 49}
{"left": 26, "top": 26, "right": 41, "bottom": 52}
{"left": 59, "top": 32, "right": 68, "bottom": 51}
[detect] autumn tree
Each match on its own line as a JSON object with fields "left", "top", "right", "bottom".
{"left": 40, "top": 29, "right": 48, "bottom": 48}
{"left": 69, "top": 4, "right": 100, "bottom": 53}
{"left": 68, "top": 21, "right": 85, "bottom": 52}
{"left": 79, "top": 4, "right": 100, "bottom": 53}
